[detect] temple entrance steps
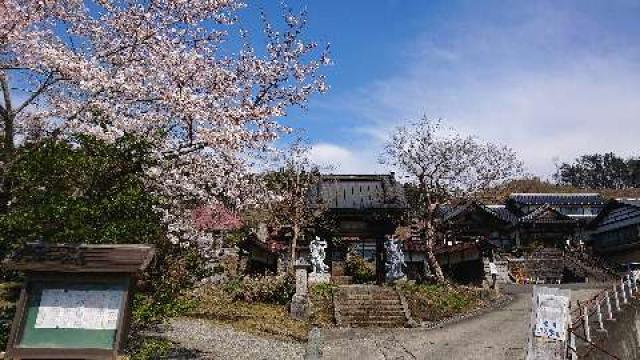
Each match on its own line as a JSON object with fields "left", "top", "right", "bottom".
{"left": 333, "top": 285, "right": 409, "bottom": 328}
{"left": 331, "top": 276, "right": 353, "bottom": 285}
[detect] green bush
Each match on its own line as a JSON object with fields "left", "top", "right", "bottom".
{"left": 0, "top": 283, "right": 20, "bottom": 350}
{"left": 345, "top": 255, "right": 376, "bottom": 284}
{"left": 309, "top": 282, "right": 337, "bottom": 300}
{"left": 0, "top": 135, "right": 212, "bottom": 355}
{"left": 127, "top": 337, "right": 172, "bottom": 360}
{"left": 223, "top": 274, "right": 295, "bottom": 305}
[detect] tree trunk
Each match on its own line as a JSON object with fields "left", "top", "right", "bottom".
{"left": 289, "top": 224, "right": 300, "bottom": 271}
{"left": 424, "top": 218, "right": 445, "bottom": 283}
{"left": 0, "top": 71, "right": 15, "bottom": 214}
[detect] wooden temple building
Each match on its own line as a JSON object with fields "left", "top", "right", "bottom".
{"left": 241, "top": 173, "right": 628, "bottom": 284}
{"left": 588, "top": 199, "right": 640, "bottom": 265}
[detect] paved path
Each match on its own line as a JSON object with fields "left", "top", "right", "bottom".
{"left": 162, "top": 285, "right": 605, "bottom": 360}
{"left": 320, "top": 286, "right": 604, "bottom": 360}
{"left": 162, "top": 318, "right": 305, "bottom": 360}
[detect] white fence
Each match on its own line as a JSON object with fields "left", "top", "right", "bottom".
{"left": 566, "top": 275, "right": 639, "bottom": 359}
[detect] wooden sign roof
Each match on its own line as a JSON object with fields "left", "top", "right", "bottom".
{"left": 3, "top": 243, "right": 155, "bottom": 273}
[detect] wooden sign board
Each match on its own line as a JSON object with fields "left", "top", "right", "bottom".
{"left": 3, "top": 243, "right": 154, "bottom": 360}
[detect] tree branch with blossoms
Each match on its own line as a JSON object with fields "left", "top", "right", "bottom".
{"left": 0, "top": 0, "right": 329, "bottom": 253}
{"left": 380, "top": 116, "right": 523, "bottom": 282}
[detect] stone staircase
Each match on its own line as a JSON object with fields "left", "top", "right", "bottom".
{"left": 331, "top": 275, "right": 353, "bottom": 285}
{"left": 333, "top": 285, "right": 409, "bottom": 328}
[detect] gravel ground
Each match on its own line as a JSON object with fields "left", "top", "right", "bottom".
{"left": 162, "top": 318, "right": 305, "bottom": 360}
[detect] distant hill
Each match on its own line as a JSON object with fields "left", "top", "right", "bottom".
{"left": 478, "top": 177, "right": 640, "bottom": 203}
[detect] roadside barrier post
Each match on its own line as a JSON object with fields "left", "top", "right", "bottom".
{"left": 568, "top": 313, "right": 578, "bottom": 360}
{"left": 596, "top": 300, "right": 604, "bottom": 331}
{"left": 613, "top": 283, "right": 621, "bottom": 312}
{"left": 569, "top": 329, "right": 577, "bottom": 360}
{"left": 583, "top": 305, "right": 591, "bottom": 342}
{"left": 605, "top": 291, "right": 613, "bottom": 320}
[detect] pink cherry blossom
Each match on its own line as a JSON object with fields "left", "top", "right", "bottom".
{"left": 1, "top": 0, "right": 329, "bottom": 250}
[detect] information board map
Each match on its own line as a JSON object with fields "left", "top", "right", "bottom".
{"left": 533, "top": 293, "right": 570, "bottom": 341}
{"left": 34, "top": 289, "right": 122, "bottom": 330}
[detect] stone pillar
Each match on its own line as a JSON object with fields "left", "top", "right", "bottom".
{"left": 277, "top": 252, "right": 289, "bottom": 275}
{"left": 290, "top": 260, "right": 311, "bottom": 320}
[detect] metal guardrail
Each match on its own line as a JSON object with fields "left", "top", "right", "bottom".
{"left": 565, "top": 274, "right": 638, "bottom": 359}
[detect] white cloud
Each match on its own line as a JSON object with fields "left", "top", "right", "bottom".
{"left": 309, "top": 143, "right": 385, "bottom": 174}
{"left": 326, "top": 3, "right": 640, "bottom": 178}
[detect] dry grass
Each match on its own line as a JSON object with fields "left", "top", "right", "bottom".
{"left": 398, "top": 283, "right": 487, "bottom": 322}
{"left": 308, "top": 283, "right": 337, "bottom": 328}
{"left": 187, "top": 286, "right": 310, "bottom": 341}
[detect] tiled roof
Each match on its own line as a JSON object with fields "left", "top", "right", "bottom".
{"left": 590, "top": 198, "right": 640, "bottom": 230}
{"left": 617, "top": 199, "right": 640, "bottom": 208}
{"left": 441, "top": 201, "right": 514, "bottom": 224}
{"left": 509, "top": 193, "right": 605, "bottom": 206}
{"left": 485, "top": 205, "right": 519, "bottom": 224}
{"left": 315, "top": 174, "right": 407, "bottom": 209}
{"left": 519, "top": 204, "right": 577, "bottom": 224}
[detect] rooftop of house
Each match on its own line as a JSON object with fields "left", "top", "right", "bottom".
{"left": 616, "top": 198, "right": 640, "bottom": 208}
{"left": 589, "top": 198, "right": 640, "bottom": 231}
{"left": 314, "top": 173, "right": 406, "bottom": 210}
{"left": 484, "top": 204, "right": 520, "bottom": 223}
{"left": 508, "top": 193, "right": 605, "bottom": 206}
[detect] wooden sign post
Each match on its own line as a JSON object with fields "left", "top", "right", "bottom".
{"left": 3, "top": 243, "right": 155, "bottom": 360}
{"left": 526, "top": 286, "right": 572, "bottom": 360}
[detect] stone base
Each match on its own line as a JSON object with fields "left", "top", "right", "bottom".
{"left": 290, "top": 294, "right": 309, "bottom": 320}
{"left": 386, "top": 275, "right": 407, "bottom": 284}
{"left": 308, "top": 272, "right": 331, "bottom": 284}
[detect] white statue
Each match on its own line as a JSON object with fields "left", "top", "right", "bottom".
{"left": 385, "top": 236, "right": 406, "bottom": 282}
{"left": 309, "top": 236, "right": 329, "bottom": 274}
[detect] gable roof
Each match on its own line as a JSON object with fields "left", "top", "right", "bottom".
{"left": 589, "top": 198, "right": 640, "bottom": 231}
{"left": 485, "top": 205, "right": 519, "bottom": 224}
{"left": 441, "top": 201, "right": 514, "bottom": 225}
{"left": 315, "top": 174, "right": 406, "bottom": 210}
{"left": 519, "top": 204, "right": 577, "bottom": 224}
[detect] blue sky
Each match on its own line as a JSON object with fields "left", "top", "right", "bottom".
{"left": 255, "top": 0, "right": 640, "bottom": 178}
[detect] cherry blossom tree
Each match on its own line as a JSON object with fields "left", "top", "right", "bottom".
{"left": 260, "top": 137, "right": 328, "bottom": 269}
{"left": 0, "top": 0, "right": 328, "bottom": 249}
{"left": 380, "top": 117, "right": 523, "bottom": 282}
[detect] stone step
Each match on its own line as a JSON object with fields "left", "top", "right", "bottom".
{"left": 336, "top": 305, "right": 405, "bottom": 312}
{"left": 337, "top": 303, "right": 403, "bottom": 310}
{"left": 336, "top": 294, "right": 400, "bottom": 301}
{"left": 338, "top": 310, "right": 405, "bottom": 319}
{"left": 341, "top": 320, "right": 406, "bottom": 328}
{"left": 332, "top": 276, "right": 353, "bottom": 285}
{"left": 340, "top": 315, "right": 406, "bottom": 321}
{"left": 336, "top": 285, "right": 396, "bottom": 292}
{"left": 337, "top": 302, "right": 402, "bottom": 307}
{"left": 334, "top": 285, "right": 408, "bottom": 328}
{"left": 337, "top": 292, "right": 398, "bottom": 298}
